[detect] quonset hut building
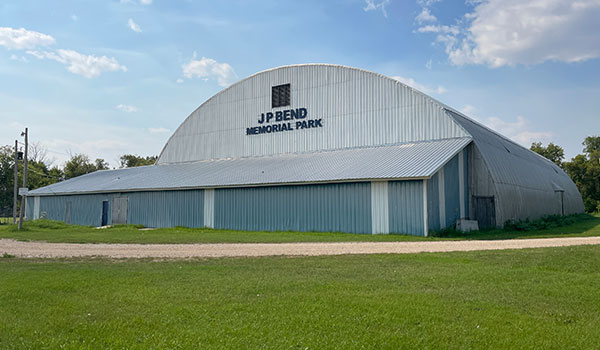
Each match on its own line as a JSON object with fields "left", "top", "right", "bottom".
{"left": 27, "top": 64, "right": 584, "bottom": 235}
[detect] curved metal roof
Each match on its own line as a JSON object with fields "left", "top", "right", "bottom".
{"left": 156, "top": 63, "right": 469, "bottom": 164}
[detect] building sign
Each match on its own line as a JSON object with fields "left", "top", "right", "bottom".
{"left": 246, "top": 108, "right": 323, "bottom": 135}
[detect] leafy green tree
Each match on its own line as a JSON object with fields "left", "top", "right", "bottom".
{"left": 0, "top": 145, "right": 63, "bottom": 216}
{"left": 530, "top": 142, "right": 565, "bottom": 168}
{"left": 64, "top": 154, "right": 109, "bottom": 179}
{"left": 564, "top": 136, "right": 600, "bottom": 213}
{"left": 0, "top": 146, "right": 15, "bottom": 215}
{"left": 119, "top": 154, "right": 157, "bottom": 168}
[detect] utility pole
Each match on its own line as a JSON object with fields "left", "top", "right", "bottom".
{"left": 13, "top": 140, "right": 18, "bottom": 224}
{"left": 18, "top": 128, "right": 28, "bottom": 230}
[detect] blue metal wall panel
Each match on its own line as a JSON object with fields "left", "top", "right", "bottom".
{"left": 214, "top": 183, "right": 371, "bottom": 233}
{"left": 37, "top": 195, "right": 66, "bottom": 222}
{"left": 388, "top": 180, "right": 424, "bottom": 236}
{"left": 427, "top": 174, "right": 440, "bottom": 231}
{"left": 25, "top": 197, "right": 34, "bottom": 219}
{"left": 444, "top": 155, "right": 461, "bottom": 228}
{"left": 126, "top": 190, "right": 204, "bottom": 228}
{"left": 463, "top": 148, "right": 469, "bottom": 218}
{"left": 34, "top": 194, "right": 115, "bottom": 226}
{"left": 32, "top": 190, "right": 205, "bottom": 228}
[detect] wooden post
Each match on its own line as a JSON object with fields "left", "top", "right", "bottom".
{"left": 12, "top": 140, "right": 18, "bottom": 224}
{"left": 18, "top": 128, "right": 28, "bottom": 230}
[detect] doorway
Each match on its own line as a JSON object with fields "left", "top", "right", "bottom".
{"left": 101, "top": 201, "right": 109, "bottom": 226}
{"left": 112, "top": 197, "right": 128, "bottom": 225}
{"left": 473, "top": 196, "right": 495, "bottom": 229}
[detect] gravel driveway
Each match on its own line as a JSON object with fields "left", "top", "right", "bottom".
{"left": 1, "top": 236, "right": 599, "bottom": 259}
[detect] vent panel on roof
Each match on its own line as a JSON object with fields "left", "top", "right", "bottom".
{"left": 272, "top": 83, "right": 290, "bottom": 108}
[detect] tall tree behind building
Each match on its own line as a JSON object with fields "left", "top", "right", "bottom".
{"left": 563, "top": 136, "right": 600, "bottom": 213}
{"left": 63, "top": 154, "right": 109, "bottom": 179}
{"left": 119, "top": 154, "right": 157, "bottom": 168}
{"left": 530, "top": 142, "right": 565, "bottom": 168}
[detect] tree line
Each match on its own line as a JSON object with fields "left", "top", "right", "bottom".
{"left": 0, "top": 148, "right": 156, "bottom": 216}
{"left": 530, "top": 136, "right": 600, "bottom": 213}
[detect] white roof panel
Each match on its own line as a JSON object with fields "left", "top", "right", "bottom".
{"left": 30, "top": 137, "right": 471, "bottom": 196}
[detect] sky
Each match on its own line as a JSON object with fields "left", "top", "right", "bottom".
{"left": 1, "top": 0, "right": 599, "bottom": 168}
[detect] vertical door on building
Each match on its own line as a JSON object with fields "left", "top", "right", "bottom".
{"left": 112, "top": 197, "right": 128, "bottom": 225}
{"left": 101, "top": 201, "right": 109, "bottom": 226}
{"left": 473, "top": 196, "right": 495, "bottom": 228}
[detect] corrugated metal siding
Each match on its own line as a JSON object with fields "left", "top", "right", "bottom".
{"left": 30, "top": 190, "right": 204, "bottom": 228}
{"left": 126, "top": 190, "right": 204, "bottom": 228}
{"left": 447, "top": 110, "right": 585, "bottom": 225}
{"left": 388, "top": 180, "right": 424, "bottom": 236}
{"left": 158, "top": 64, "right": 469, "bottom": 164}
{"left": 370, "top": 181, "right": 390, "bottom": 234}
{"left": 463, "top": 148, "right": 469, "bottom": 218}
{"left": 444, "top": 155, "right": 461, "bottom": 228}
{"left": 34, "top": 194, "right": 115, "bottom": 226}
{"left": 427, "top": 172, "right": 440, "bottom": 231}
{"left": 425, "top": 151, "right": 469, "bottom": 231}
{"left": 25, "top": 196, "right": 34, "bottom": 219}
{"left": 30, "top": 138, "right": 472, "bottom": 196}
{"left": 214, "top": 183, "right": 371, "bottom": 233}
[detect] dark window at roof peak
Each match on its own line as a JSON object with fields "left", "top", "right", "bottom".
{"left": 272, "top": 84, "right": 290, "bottom": 108}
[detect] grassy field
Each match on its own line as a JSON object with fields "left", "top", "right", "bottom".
{"left": 1, "top": 245, "right": 599, "bottom": 349}
{"left": 0, "top": 214, "right": 599, "bottom": 244}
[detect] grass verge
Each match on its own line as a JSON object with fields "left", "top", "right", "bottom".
{"left": 0, "top": 214, "right": 598, "bottom": 244}
{"left": 1, "top": 246, "right": 599, "bottom": 349}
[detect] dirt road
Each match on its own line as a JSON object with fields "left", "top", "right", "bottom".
{"left": 1, "top": 236, "right": 599, "bottom": 259}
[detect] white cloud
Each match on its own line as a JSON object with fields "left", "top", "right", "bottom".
{"left": 176, "top": 78, "right": 184, "bottom": 83}
{"left": 460, "top": 105, "right": 553, "bottom": 145}
{"left": 417, "top": 0, "right": 442, "bottom": 6}
{"left": 485, "top": 116, "right": 553, "bottom": 144}
{"left": 460, "top": 104, "right": 477, "bottom": 116}
{"left": 425, "top": 59, "right": 432, "bottom": 69}
{"left": 416, "top": 7, "right": 437, "bottom": 23}
{"left": 10, "top": 54, "right": 28, "bottom": 62}
{"left": 182, "top": 56, "right": 237, "bottom": 87}
{"left": 363, "top": 0, "right": 390, "bottom": 17}
{"left": 392, "top": 75, "right": 446, "bottom": 95}
{"left": 121, "top": 0, "right": 152, "bottom": 5}
{"left": 148, "top": 127, "right": 170, "bottom": 134}
{"left": 128, "top": 18, "right": 142, "bottom": 33}
{"left": 27, "top": 49, "right": 127, "bottom": 78}
{"left": 418, "top": 0, "right": 600, "bottom": 67}
{"left": 116, "top": 104, "right": 138, "bottom": 113}
{"left": 71, "top": 14, "right": 78, "bottom": 21}
{"left": 416, "top": 25, "right": 459, "bottom": 35}
{"left": 0, "top": 27, "right": 55, "bottom": 50}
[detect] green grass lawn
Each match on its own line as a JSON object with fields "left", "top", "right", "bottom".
{"left": 1, "top": 246, "right": 599, "bottom": 349}
{"left": 0, "top": 214, "right": 599, "bottom": 244}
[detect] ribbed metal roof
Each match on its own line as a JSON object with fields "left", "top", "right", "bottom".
{"left": 29, "top": 137, "right": 471, "bottom": 196}
{"left": 157, "top": 64, "right": 469, "bottom": 164}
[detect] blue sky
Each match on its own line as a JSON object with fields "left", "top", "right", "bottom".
{"left": 1, "top": 0, "right": 599, "bottom": 167}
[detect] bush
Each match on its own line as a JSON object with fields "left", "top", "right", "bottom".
{"left": 108, "top": 224, "right": 145, "bottom": 229}
{"left": 29, "top": 219, "right": 71, "bottom": 230}
{"left": 503, "top": 214, "right": 585, "bottom": 232}
{"left": 428, "top": 227, "right": 461, "bottom": 238}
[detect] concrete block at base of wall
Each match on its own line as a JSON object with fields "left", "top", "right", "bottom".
{"left": 456, "top": 219, "right": 479, "bottom": 232}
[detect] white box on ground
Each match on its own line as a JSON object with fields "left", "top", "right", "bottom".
{"left": 456, "top": 219, "right": 479, "bottom": 232}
